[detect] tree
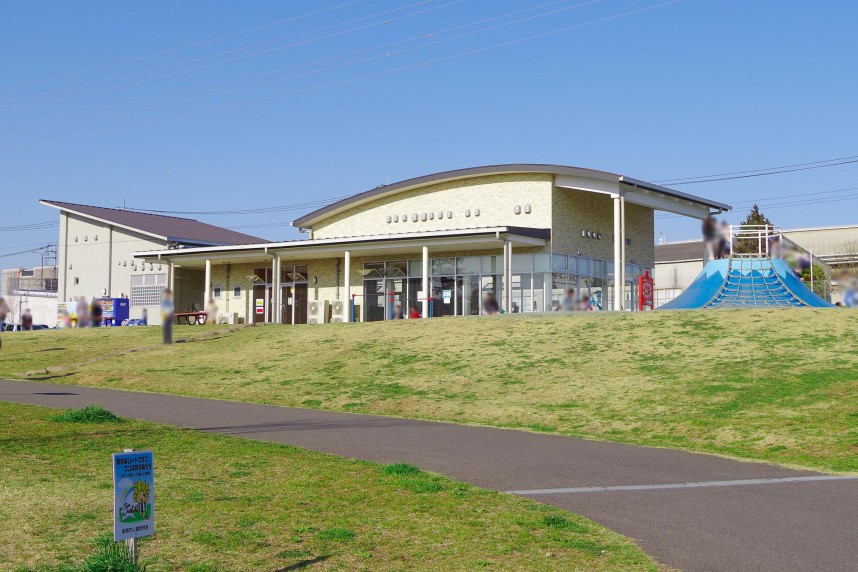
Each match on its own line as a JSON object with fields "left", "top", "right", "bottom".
{"left": 734, "top": 204, "right": 775, "bottom": 254}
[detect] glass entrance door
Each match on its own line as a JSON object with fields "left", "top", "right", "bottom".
{"left": 281, "top": 283, "right": 309, "bottom": 325}
{"left": 431, "top": 276, "right": 456, "bottom": 317}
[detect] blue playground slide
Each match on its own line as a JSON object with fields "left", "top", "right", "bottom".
{"left": 658, "top": 257, "right": 835, "bottom": 310}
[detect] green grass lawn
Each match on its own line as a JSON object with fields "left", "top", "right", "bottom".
{"left": 1, "top": 308, "right": 856, "bottom": 472}
{"left": 0, "top": 403, "right": 658, "bottom": 572}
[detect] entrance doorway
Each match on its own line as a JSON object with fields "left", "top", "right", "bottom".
{"left": 281, "top": 283, "right": 309, "bottom": 325}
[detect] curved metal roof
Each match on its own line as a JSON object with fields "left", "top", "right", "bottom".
{"left": 291, "top": 164, "right": 730, "bottom": 228}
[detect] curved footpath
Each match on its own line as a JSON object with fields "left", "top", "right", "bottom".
{"left": 1, "top": 379, "right": 855, "bottom": 572}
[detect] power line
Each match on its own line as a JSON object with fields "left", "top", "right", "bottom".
{"left": 3, "top": 0, "right": 578, "bottom": 134}
{"left": 0, "top": 0, "right": 455, "bottom": 112}
{"left": 4, "top": 0, "right": 682, "bottom": 150}
{"left": 0, "top": 221, "right": 59, "bottom": 232}
{"left": 655, "top": 185, "right": 858, "bottom": 219}
{"left": 128, "top": 194, "right": 355, "bottom": 216}
{"left": 0, "top": 0, "right": 365, "bottom": 95}
{"left": 3, "top": 0, "right": 600, "bottom": 138}
{"left": 654, "top": 155, "right": 858, "bottom": 185}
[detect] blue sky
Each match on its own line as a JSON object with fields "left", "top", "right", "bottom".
{"left": 2, "top": 0, "right": 857, "bottom": 269}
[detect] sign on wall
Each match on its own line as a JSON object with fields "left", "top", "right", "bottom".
{"left": 113, "top": 450, "right": 155, "bottom": 541}
{"left": 255, "top": 298, "right": 264, "bottom": 315}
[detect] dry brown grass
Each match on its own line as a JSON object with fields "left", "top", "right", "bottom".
{"left": 2, "top": 308, "right": 856, "bottom": 472}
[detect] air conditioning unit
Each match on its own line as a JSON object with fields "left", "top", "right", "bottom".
{"left": 308, "top": 300, "right": 329, "bottom": 325}
{"left": 330, "top": 299, "right": 345, "bottom": 323}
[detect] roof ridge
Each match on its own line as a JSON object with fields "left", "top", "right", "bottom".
{"left": 41, "top": 199, "right": 198, "bottom": 223}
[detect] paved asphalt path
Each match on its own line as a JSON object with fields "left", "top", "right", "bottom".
{"left": 1, "top": 380, "right": 855, "bottom": 572}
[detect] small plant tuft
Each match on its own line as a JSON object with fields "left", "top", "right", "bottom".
{"left": 15, "top": 533, "right": 141, "bottom": 571}
{"left": 50, "top": 405, "right": 122, "bottom": 424}
{"left": 542, "top": 514, "right": 587, "bottom": 533}
{"left": 381, "top": 462, "right": 421, "bottom": 476}
{"left": 317, "top": 527, "right": 354, "bottom": 542}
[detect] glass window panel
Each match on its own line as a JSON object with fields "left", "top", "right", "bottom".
{"left": 533, "top": 273, "right": 551, "bottom": 312}
{"left": 432, "top": 258, "right": 455, "bottom": 275}
{"left": 456, "top": 256, "right": 481, "bottom": 275}
{"left": 568, "top": 256, "right": 578, "bottom": 274}
{"left": 511, "top": 254, "right": 532, "bottom": 273}
{"left": 591, "top": 278, "right": 605, "bottom": 311}
{"left": 510, "top": 273, "right": 531, "bottom": 313}
{"left": 578, "top": 257, "right": 590, "bottom": 276}
{"left": 408, "top": 260, "right": 422, "bottom": 277}
{"left": 552, "top": 273, "right": 569, "bottom": 311}
{"left": 533, "top": 253, "right": 551, "bottom": 272}
{"left": 551, "top": 254, "right": 567, "bottom": 273}
{"left": 481, "top": 256, "right": 500, "bottom": 275}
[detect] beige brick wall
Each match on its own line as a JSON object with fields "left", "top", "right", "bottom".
{"left": 551, "top": 187, "right": 654, "bottom": 267}
{"left": 312, "top": 173, "right": 554, "bottom": 239}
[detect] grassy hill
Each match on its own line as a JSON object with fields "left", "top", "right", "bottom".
{"left": 1, "top": 403, "right": 657, "bottom": 571}
{"left": 1, "top": 308, "right": 856, "bottom": 472}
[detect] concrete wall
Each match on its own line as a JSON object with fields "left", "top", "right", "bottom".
{"left": 551, "top": 187, "right": 655, "bottom": 266}
{"left": 654, "top": 259, "right": 704, "bottom": 290}
{"left": 59, "top": 212, "right": 169, "bottom": 321}
{"left": 311, "top": 173, "right": 554, "bottom": 239}
{"left": 783, "top": 226, "right": 858, "bottom": 260}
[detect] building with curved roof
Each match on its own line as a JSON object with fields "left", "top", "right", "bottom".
{"left": 136, "top": 164, "right": 730, "bottom": 324}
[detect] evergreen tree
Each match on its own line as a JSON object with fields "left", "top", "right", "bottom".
{"left": 734, "top": 204, "right": 774, "bottom": 254}
{"left": 739, "top": 204, "right": 773, "bottom": 228}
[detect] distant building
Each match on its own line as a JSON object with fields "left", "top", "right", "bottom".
{"left": 133, "top": 164, "right": 729, "bottom": 324}
{"left": 1, "top": 265, "right": 58, "bottom": 326}
{"left": 40, "top": 200, "right": 265, "bottom": 324}
{"left": 654, "top": 224, "right": 858, "bottom": 306}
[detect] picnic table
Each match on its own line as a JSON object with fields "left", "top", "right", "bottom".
{"left": 175, "top": 311, "right": 207, "bottom": 325}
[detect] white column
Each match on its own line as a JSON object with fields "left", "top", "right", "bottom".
{"left": 621, "top": 194, "right": 627, "bottom": 310}
{"left": 421, "top": 246, "right": 429, "bottom": 318}
{"left": 344, "top": 250, "right": 351, "bottom": 322}
{"left": 542, "top": 272, "right": 552, "bottom": 312}
{"left": 613, "top": 196, "right": 623, "bottom": 312}
{"left": 502, "top": 239, "right": 513, "bottom": 312}
{"left": 204, "top": 259, "right": 211, "bottom": 308}
{"left": 168, "top": 261, "right": 175, "bottom": 290}
{"left": 272, "top": 256, "right": 281, "bottom": 324}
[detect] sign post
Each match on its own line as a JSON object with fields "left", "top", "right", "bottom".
{"left": 113, "top": 449, "right": 154, "bottom": 567}
{"left": 638, "top": 270, "right": 654, "bottom": 311}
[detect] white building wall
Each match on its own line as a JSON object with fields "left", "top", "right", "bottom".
{"left": 311, "top": 173, "right": 554, "bottom": 240}
{"left": 60, "top": 213, "right": 168, "bottom": 322}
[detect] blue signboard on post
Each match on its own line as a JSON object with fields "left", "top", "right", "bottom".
{"left": 113, "top": 450, "right": 155, "bottom": 541}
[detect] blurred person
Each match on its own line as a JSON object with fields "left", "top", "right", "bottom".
{"left": 702, "top": 215, "right": 718, "bottom": 261}
{"left": 717, "top": 220, "right": 732, "bottom": 259}
{"left": 391, "top": 303, "right": 403, "bottom": 320}
{"left": 841, "top": 272, "right": 858, "bottom": 308}
{"left": 482, "top": 292, "right": 500, "bottom": 315}
{"left": 90, "top": 297, "right": 103, "bottom": 327}
{"left": 0, "top": 296, "right": 8, "bottom": 348}
{"left": 561, "top": 288, "right": 576, "bottom": 311}
{"left": 21, "top": 309, "right": 33, "bottom": 331}
{"left": 768, "top": 233, "right": 784, "bottom": 259}
{"left": 205, "top": 297, "right": 218, "bottom": 325}
{"left": 408, "top": 303, "right": 421, "bottom": 319}
{"left": 161, "top": 288, "right": 175, "bottom": 344}
{"left": 140, "top": 308, "right": 148, "bottom": 326}
{"left": 75, "top": 296, "right": 89, "bottom": 328}
{"left": 59, "top": 309, "right": 71, "bottom": 329}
